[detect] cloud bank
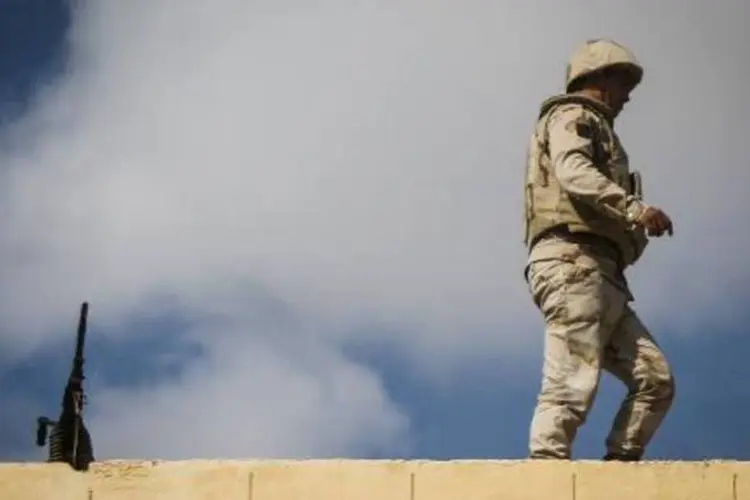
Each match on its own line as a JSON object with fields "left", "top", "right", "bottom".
{"left": 0, "top": 0, "right": 747, "bottom": 458}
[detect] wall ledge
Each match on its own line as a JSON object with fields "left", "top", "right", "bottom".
{"left": 1, "top": 459, "right": 747, "bottom": 499}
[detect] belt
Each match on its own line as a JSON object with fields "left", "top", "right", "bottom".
{"left": 529, "top": 225, "right": 623, "bottom": 268}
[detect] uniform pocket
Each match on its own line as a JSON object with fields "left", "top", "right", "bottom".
{"left": 527, "top": 259, "right": 572, "bottom": 311}
{"left": 528, "top": 258, "right": 602, "bottom": 325}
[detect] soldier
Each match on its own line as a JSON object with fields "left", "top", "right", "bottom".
{"left": 522, "top": 39, "right": 676, "bottom": 461}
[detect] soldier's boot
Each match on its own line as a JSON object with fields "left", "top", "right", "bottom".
{"left": 603, "top": 452, "right": 641, "bottom": 462}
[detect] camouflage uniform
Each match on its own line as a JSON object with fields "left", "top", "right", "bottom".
{"left": 523, "top": 39, "right": 675, "bottom": 460}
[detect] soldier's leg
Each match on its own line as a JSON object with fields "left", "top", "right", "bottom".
{"left": 602, "top": 306, "right": 675, "bottom": 460}
{"left": 527, "top": 258, "right": 625, "bottom": 459}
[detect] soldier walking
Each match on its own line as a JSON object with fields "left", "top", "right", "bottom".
{"left": 523, "top": 39, "right": 676, "bottom": 461}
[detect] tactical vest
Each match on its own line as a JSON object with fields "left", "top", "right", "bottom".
{"left": 523, "top": 94, "right": 647, "bottom": 267}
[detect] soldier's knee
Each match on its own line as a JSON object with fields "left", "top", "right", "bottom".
{"left": 641, "top": 368, "right": 675, "bottom": 406}
{"left": 539, "top": 364, "right": 601, "bottom": 419}
{"left": 660, "top": 373, "right": 676, "bottom": 404}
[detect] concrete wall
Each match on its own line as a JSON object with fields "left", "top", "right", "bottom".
{"left": 1, "top": 459, "right": 748, "bottom": 500}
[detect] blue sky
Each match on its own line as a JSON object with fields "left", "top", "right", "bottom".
{"left": 0, "top": 1, "right": 748, "bottom": 462}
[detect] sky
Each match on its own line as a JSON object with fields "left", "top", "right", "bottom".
{"left": 0, "top": 0, "right": 748, "bottom": 462}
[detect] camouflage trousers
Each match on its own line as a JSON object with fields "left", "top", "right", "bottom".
{"left": 525, "top": 243, "right": 675, "bottom": 460}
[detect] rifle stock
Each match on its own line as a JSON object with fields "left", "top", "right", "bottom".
{"left": 36, "top": 302, "right": 95, "bottom": 471}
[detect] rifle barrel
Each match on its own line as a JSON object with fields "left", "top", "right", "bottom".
{"left": 74, "top": 302, "right": 88, "bottom": 362}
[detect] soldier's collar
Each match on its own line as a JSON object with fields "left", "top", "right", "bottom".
{"left": 538, "top": 93, "right": 615, "bottom": 125}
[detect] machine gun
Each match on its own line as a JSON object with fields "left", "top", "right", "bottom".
{"left": 35, "top": 302, "right": 95, "bottom": 471}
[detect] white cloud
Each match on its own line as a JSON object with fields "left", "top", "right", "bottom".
{"left": 88, "top": 319, "right": 410, "bottom": 459}
{"left": 1, "top": 0, "right": 747, "bottom": 458}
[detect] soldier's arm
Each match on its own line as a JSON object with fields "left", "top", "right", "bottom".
{"left": 547, "top": 107, "right": 645, "bottom": 224}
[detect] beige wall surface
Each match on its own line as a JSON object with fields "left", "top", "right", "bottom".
{"left": 0, "top": 459, "right": 748, "bottom": 500}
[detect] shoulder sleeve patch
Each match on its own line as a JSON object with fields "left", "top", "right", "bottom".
{"left": 565, "top": 118, "right": 593, "bottom": 139}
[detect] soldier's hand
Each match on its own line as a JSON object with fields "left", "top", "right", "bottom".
{"left": 637, "top": 205, "right": 673, "bottom": 237}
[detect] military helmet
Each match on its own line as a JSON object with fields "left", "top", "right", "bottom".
{"left": 564, "top": 39, "right": 643, "bottom": 92}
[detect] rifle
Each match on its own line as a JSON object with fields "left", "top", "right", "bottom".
{"left": 36, "top": 302, "right": 95, "bottom": 471}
